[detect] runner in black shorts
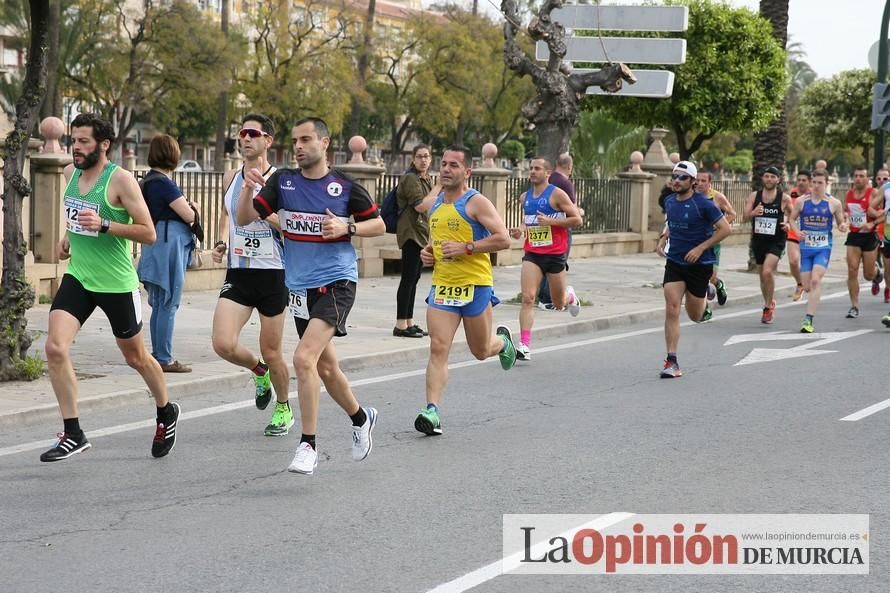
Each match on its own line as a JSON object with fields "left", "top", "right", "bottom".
{"left": 41, "top": 113, "right": 179, "bottom": 463}
{"left": 292, "top": 279, "right": 356, "bottom": 337}
{"left": 662, "top": 259, "right": 712, "bottom": 298}
{"left": 657, "top": 161, "right": 730, "bottom": 378}
{"left": 52, "top": 274, "right": 143, "bottom": 338}
{"left": 509, "top": 157, "right": 582, "bottom": 361}
{"left": 211, "top": 112, "right": 293, "bottom": 437}
{"left": 238, "top": 117, "right": 385, "bottom": 476}
{"left": 744, "top": 166, "right": 792, "bottom": 324}
{"left": 522, "top": 251, "right": 568, "bottom": 275}
{"left": 843, "top": 166, "right": 882, "bottom": 319}
{"left": 219, "top": 268, "right": 288, "bottom": 317}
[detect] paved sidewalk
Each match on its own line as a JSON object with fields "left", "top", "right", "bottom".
{"left": 3, "top": 242, "right": 862, "bottom": 429}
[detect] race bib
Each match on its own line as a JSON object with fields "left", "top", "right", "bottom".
{"left": 433, "top": 284, "right": 475, "bottom": 306}
{"left": 233, "top": 227, "right": 274, "bottom": 258}
{"left": 754, "top": 216, "right": 777, "bottom": 236}
{"left": 527, "top": 225, "right": 552, "bottom": 247}
{"left": 850, "top": 212, "right": 867, "bottom": 228}
{"left": 289, "top": 289, "right": 309, "bottom": 320}
{"left": 803, "top": 232, "right": 829, "bottom": 248}
{"left": 64, "top": 197, "right": 99, "bottom": 237}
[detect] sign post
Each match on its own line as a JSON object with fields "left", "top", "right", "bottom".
{"left": 536, "top": 4, "right": 688, "bottom": 98}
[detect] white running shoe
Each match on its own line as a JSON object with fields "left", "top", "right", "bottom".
{"left": 352, "top": 406, "right": 378, "bottom": 461}
{"left": 516, "top": 343, "right": 531, "bottom": 361}
{"left": 566, "top": 286, "right": 581, "bottom": 317}
{"left": 288, "top": 442, "right": 318, "bottom": 474}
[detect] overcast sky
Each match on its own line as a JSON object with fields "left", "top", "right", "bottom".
{"left": 473, "top": 1, "right": 886, "bottom": 79}
{"left": 726, "top": 0, "right": 885, "bottom": 78}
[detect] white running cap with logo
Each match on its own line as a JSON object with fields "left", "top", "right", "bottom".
{"left": 672, "top": 161, "right": 697, "bottom": 177}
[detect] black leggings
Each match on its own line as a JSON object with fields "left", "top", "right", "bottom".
{"left": 397, "top": 240, "right": 424, "bottom": 319}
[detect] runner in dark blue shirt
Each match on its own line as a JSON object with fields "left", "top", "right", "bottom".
{"left": 657, "top": 161, "right": 731, "bottom": 378}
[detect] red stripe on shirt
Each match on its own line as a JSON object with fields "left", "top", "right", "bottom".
{"left": 255, "top": 195, "right": 274, "bottom": 217}
{"left": 354, "top": 204, "right": 379, "bottom": 219}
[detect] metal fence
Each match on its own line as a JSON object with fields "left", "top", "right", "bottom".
{"left": 505, "top": 177, "right": 633, "bottom": 233}
{"left": 713, "top": 180, "right": 854, "bottom": 224}
{"left": 378, "top": 174, "right": 633, "bottom": 234}
{"left": 134, "top": 170, "right": 227, "bottom": 249}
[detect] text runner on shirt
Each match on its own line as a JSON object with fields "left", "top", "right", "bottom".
{"left": 235, "top": 116, "right": 385, "bottom": 477}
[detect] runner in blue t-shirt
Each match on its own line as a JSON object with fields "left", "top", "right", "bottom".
{"left": 236, "top": 117, "right": 385, "bottom": 476}
{"left": 656, "top": 161, "right": 731, "bottom": 378}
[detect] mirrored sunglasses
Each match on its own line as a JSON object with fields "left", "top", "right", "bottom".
{"left": 239, "top": 128, "right": 268, "bottom": 139}
{"left": 671, "top": 173, "right": 691, "bottom": 180}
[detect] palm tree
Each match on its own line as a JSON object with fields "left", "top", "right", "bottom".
{"left": 752, "top": 0, "right": 790, "bottom": 185}
{"left": 786, "top": 38, "right": 817, "bottom": 107}
{"left": 572, "top": 109, "right": 647, "bottom": 178}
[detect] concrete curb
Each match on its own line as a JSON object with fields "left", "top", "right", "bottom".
{"left": 2, "top": 278, "right": 848, "bottom": 430}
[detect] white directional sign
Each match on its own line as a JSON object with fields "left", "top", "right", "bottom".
{"left": 723, "top": 330, "right": 873, "bottom": 366}
{"left": 551, "top": 5, "right": 689, "bottom": 32}
{"left": 536, "top": 37, "right": 687, "bottom": 65}
{"left": 536, "top": 4, "right": 688, "bottom": 98}
{"left": 579, "top": 69, "right": 674, "bottom": 98}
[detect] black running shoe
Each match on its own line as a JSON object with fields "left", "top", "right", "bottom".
{"left": 152, "top": 402, "right": 181, "bottom": 458}
{"left": 715, "top": 279, "right": 727, "bottom": 306}
{"left": 40, "top": 432, "right": 92, "bottom": 462}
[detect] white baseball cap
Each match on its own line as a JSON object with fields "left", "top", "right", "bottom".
{"left": 672, "top": 161, "right": 698, "bottom": 178}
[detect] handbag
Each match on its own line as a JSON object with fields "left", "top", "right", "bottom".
{"left": 189, "top": 203, "right": 205, "bottom": 244}
{"left": 187, "top": 240, "right": 203, "bottom": 270}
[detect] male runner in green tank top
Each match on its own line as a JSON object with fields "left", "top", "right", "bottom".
{"left": 40, "top": 113, "right": 181, "bottom": 462}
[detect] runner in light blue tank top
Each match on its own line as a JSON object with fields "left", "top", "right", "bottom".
{"left": 789, "top": 170, "right": 847, "bottom": 333}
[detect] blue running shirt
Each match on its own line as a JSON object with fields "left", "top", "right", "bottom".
{"left": 664, "top": 191, "right": 724, "bottom": 265}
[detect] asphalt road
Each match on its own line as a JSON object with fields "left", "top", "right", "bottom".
{"left": 1, "top": 290, "right": 887, "bottom": 593}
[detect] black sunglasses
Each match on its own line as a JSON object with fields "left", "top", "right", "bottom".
{"left": 671, "top": 173, "right": 691, "bottom": 180}
{"left": 239, "top": 128, "right": 268, "bottom": 139}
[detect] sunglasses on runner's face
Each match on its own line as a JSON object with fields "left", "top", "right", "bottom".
{"left": 239, "top": 128, "right": 268, "bottom": 139}
{"left": 671, "top": 173, "right": 691, "bottom": 180}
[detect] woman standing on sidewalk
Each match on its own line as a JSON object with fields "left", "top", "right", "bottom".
{"left": 393, "top": 144, "right": 434, "bottom": 337}
{"left": 136, "top": 134, "right": 195, "bottom": 373}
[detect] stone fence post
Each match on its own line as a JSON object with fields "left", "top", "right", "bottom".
{"left": 338, "top": 146, "right": 386, "bottom": 278}
{"left": 471, "top": 165, "right": 511, "bottom": 265}
{"left": 640, "top": 128, "right": 674, "bottom": 232}
{"left": 617, "top": 151, "right": 656, "bottom": 252}
{"left": 29, "top": 152, "right": 72, "bottom": 264}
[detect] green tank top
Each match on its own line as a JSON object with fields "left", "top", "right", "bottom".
{"left": 64, "top": 162, "right": 139, "bottom": 292}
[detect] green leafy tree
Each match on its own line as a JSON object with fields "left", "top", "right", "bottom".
{"left": 419, "top": 8, "right": 533, "bottom": 148}
{"left": 369, "top": 9, "right": 533, "bottom": 164}
{"left": 597, "top": 0, "right": 787, "bottom": 160}
{"left": 722, "top": 149, "right": 754, "bottom": 174}
{"left": 796, "top": 68, "right": 875, "bottom": 165}
{"left": 572, "top": 108, "right": 647, "bottom": 178}
{"left": 61, "top": 0, "right": 237, "bottom": 158}
{"left": 235, "top": 0, "right": 360, "bottom": 140}
{"left": 1, "top": 0, "right": 49, "bottom": 380}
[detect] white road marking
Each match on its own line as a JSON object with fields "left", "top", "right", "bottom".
{"left": 424, "top": 512, "right": 634, "bottom": 593}
{"left": 840, "top": 398, "right": 890, "bottom": 422}
{"left": 726, "top": 329, "right": 873, "bottom": 366}
{"left": 0, "top": 289, "right": 858, "bottom": 458}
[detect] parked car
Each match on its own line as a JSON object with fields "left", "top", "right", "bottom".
{"left": 175, "top": 160, "right": 202, "bottom": 172}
